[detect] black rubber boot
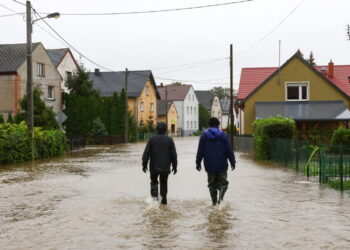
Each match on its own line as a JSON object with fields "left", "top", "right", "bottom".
{"left": 150, "top": 184, "right": 159, "bottom": 200}
{"left": 218, "top": 185, "right": 228, "bottom": 204}
{"left": 161, "top": 196, "right": 167, "bottom": 205}
{"left": 209, "top": 188, "right": 218, "bottom": 206}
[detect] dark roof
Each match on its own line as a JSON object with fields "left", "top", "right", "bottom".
{"left": 89, "top": 70, "right": 160, "bottom": 98}
{"left": 46, "top": 48, "right": 69, "bottom": 66}
{"left": 157, "top": 100, "right": 173, "bottom": 116}
{"left": 158, "top": 85, "right": 192, "bottom": 101}
{"left": 195, "top": 90, "right": 216, "bottom": 110}
{"left": 0, "top": 43, "right": 40, "bottom": 73}
{"left": 255, "top": 101, "right": 350, "bottom": 121}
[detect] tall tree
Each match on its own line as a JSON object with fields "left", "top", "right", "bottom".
{"left": 307, "top": 51, "right": 316, "bottom": 66}
{"left": 16, "top": 88, "right": 59, "bottom": 129}
{"left": 198, "top": 104, "right": 211, "bottom": 130}
{"left": 0, "top": 114, "right": 4, "bottom": 124}
{"left": 210, "top": 87, "right": 231, "bottom": 99}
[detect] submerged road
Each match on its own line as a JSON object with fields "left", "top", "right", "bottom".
{"left": 1, "top": 137, "right": 350, "bottom": 249}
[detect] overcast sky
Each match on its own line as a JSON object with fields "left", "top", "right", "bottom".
{"left": 1, "top": 0, "right": 349, "bottom": 90}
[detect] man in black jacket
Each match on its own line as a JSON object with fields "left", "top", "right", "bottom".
{"left": 142, "top": 122, "right": 177, "bottom": 205}
{"left": 196, "top": 117, "right": 236, "bottom": 206}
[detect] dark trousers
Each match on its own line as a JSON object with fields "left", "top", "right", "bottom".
{"left": 150, "top": 173, "right": 169, "bottom": 204}
{"left": 207, "top": 172, "right": 229, "bottom": 205}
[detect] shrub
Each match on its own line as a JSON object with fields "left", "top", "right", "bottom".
{"left": 330, "top": 128, "right": 350, "bottom": 153}
{"left": 253, "top": 115, "right": 296, "bottom": 160}
{"left": 0, "top": 122, "right": 66, "bottom": 166}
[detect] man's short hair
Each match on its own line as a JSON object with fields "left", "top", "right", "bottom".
{"left": 208, "top": 117, "right": 220, "bottom": 127}
{"left": 156, "top": 122, "right": 167, "bottom": 134}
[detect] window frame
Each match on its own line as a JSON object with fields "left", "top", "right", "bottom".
{"left": 37, "top": 63, "right": 45, "bottom": 76}
{"left": 145, "top": 86, "right": 149, "bottom": 96}
{"left": 150, "top": 102, "right": 154, "bottom": 112}
{"left": 140, "top": 102, "right": 144, "bottom": 112}
{"left": 47, "top": 86, "right": 55, "bottom": 100}
{"left": 285, "top": 82, "right": 309, "bottom": 101}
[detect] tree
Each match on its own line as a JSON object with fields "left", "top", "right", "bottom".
{"left": 210, "top": 87, "right": 231, "bottom": 99}
{"left": 90, "top": 117, "right": 107, "bottom": 136}
{"left": 0, "top": 114, "right": 4, "bottom": 124}
{"left": 169, "top": 82, "right": 183, "bottom": 86}
{"left": 307, "top": 51, "right": 316, "bottom": 66}
{"left": 65, "top": 66, "right": 99, "bottom": 97}
{"left": 16, "top": 88, "right": 59, "bottom": 129}
{"left": 296, "top": 49, "right": 304, "bottom": 58}
{"left": 198, "top": 104, "right": 211, "bottom": 130}
{"left": 7, "top": 113, "right": 13, "bottom": 123}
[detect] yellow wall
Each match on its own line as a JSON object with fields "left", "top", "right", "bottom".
{"left": 135, "top": 80, "right": 158, "bottom": 125}
{"left": 243, "top": 57, "right": 350, "bottom": 134}
{"left": 157, "top": 103, "right": 178, "bottom": 134}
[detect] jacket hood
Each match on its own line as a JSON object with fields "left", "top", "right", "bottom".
{"left": 204, "top": 127, "right": 223, "bottom": 140}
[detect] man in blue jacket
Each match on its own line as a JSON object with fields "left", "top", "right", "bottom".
{"left": 196, "top": 117, "right": 236, "bottom": 206}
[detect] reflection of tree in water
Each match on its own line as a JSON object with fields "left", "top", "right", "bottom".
{"left": 142, "top": 207, "right": 180, "bottom": 249}
{"left": 204, "top": 209, "right": 234, "bottom": 249}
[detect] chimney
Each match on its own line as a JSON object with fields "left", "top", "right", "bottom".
{"left": 160, "top": 83, "right": 164, "bottom": 87}
{"left": 94, "top": 68, "right": 100, "bottom": 75}
{"left": 327, "top": 60, "right": 334, "bottom": 78}
{"left": 320, "top": 67, "right": 327, "bottom": 75}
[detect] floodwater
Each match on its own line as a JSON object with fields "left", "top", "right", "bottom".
{"left": 1, "top": 137, "right": 350, "bottom": 250}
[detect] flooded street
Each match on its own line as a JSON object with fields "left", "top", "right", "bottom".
{"left": 1, "top": 137, "right": 350, "bottom": 249}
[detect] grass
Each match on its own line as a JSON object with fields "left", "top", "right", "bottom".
{"left": 326, "top": 180, "right": 350, "bottom": 190}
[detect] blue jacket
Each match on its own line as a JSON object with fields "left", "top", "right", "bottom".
{"left": 196, "top": 127, "right": 236, "bottom": 173}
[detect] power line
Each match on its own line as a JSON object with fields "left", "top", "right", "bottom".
{"left": 11, "top": 0, "right": 26, "bottom": 6}
{"left": 235, "top": 0, "right": 305, "bottom": 56}
{"left": 40, "top": 0, "right": 253, "bottom": 16}
{"left": 152, "top": 57, "right": 228, "bottom": 71}
{"left": 0, "top": 2, "right": 22, "bottom": 15}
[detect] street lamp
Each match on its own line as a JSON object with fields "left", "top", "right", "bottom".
{"left": 26, "top": 0, "right": 59, "bottom": 160}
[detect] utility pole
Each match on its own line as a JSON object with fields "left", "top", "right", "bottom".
{"left": 165, "top": 85, "right": 168, "bottom": 134}
{"left": 26, "top": 1, "right": 34, "bottom": 161}
{"left": 230, "top": 44, "right": 234, "bottom": 150}
{"left": 124, "top": 68, "right": 129, "bottom": 143}
{"left": 347, "top": 25, "right": 350, "bottom": 40}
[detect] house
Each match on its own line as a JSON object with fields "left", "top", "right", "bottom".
{"left": 46, "top": 48, "right": 78, "bottom": 93}
{"left": 0, "top": 43, "right": 62, "bottom": 120}
{"left": 237, "top": 51, "right": 350, "bottom": 136}
{"left": 220, "top": 97, "right": 239, "bottom": 130}
{"left": 89, "top": 69, "right": 160, "bottom": 126}
{"left": 157, "top": 100, "right": 178, "bottom": 135}
{"left": 195, "top": 90, "right": 222, "bottom": 129}
{"left": 158, "top": 84, "right": 199, "bottom": 136}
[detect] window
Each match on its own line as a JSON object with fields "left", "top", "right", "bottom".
{"left": 187, "top": 106, "right": 189, "bottom": 114}
{"left": 150, "top": 103, "right": 154, "bottom": 112}
{"left": 66, "top": 71, "right": 72, "bottom": 80}
{"left": 286, "top": 82, "right": 308, "bottom": 101}
{"left": 140, "top": 102, "right": 144, "bottom": 112}
{"left": 191, "top": 121, "right": 193, "bottom": 128}
{"left": 37, "top": 63, "right": 45, "bottom": 76}
{"left": 47, "top": 86, "right": 54, "bottom": 100}
{"left": 187, "top": 121, "right": 189, "bottom": 129}
{"left": 190, "top": 107, "right": 192, "bottom": 114}
{"left": 145, "top": 86, "right": 149, "bottom": 96}
{"left": 194, "top": 107, "right": 196, "bottom": 114}
{"left": 194, "top": 121, "right": 197, "bottom": 128}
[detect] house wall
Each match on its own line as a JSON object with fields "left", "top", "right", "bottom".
{"left": 56, "top": 51, "right": 78, "bottom": 93}
{"left": 210, "top": 96, "right": 222, "bottom": 128}
{"left": 173, "top": 101, "right": 184, "bottom": 133}
{"left": 183, "top": 87, "right": 199, "bottom": 136}
{"left": 167, "top": 103, "right": 178, "bottom": 135}
{"left": 17, "top": 43, "right": 62, "bottom": 114}
{"left": 243, "top": 57, "right": 350, "bottom": 135}
{"left": 0, "top": 74, "right": 17, "bottom": 118}
{"left": 136, "top": 80, "right": 158, "bottom": 126}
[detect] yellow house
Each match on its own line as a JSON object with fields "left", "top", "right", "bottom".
{"left": 157, "top": 100, "right": 178, "bottom": 135}
{"left": 89, "top": 70, "right": 160, "bottom": 126}
{"left": 237, "top": 52, "right": 350, "bottom": 136}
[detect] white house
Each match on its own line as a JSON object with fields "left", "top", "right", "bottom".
{"left": 195, "top": 90, "right": 223, "bottom": 129}
{"left": 47, "top": 48, "right": 78, "bottom": 93}
{"left": 158, "top": 84, "right": 199, "bottom": 136}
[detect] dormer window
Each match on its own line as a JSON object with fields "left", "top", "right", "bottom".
{"left": 285, "top": 82, "right": 308, "bottom": 101}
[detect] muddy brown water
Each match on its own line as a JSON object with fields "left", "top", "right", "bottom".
{"left": 1, "top": 137, "right": 350, "bottom": 249}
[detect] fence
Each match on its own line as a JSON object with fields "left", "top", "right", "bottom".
{"left": 233, "top": 135, "right": 254, "bottom": 153}
{"left": 67, "top": 136, "right": 86, "bottom": 152}
{"left": 268, "top": 138, "right": 350, "bottom": 191}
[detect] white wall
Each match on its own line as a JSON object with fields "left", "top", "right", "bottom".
{"left": 183, "top": 86, "right": 199, "bottom": 136}
{"left": 57, "top": 51, "right": 78, "bottom": 93}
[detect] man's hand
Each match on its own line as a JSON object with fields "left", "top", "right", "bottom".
{"left": 172, "top": 167, "right": 177, "bottom": 175}
{"left": 231, "top": 164, "right": 235, "bottom": 171}
{"left": 196, "top": 164, "right": 201, "bottom": 171}
{"left": 142, "top": 163, "right": 148, "bottom": 173}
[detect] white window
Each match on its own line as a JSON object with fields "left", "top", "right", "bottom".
{"left": 37, "top": 63, "right": 45, "bottom": 76}
{"left": 150, "top": 103, "right": 154, "bottom": 112}
{"left": 285, "top": 82, "right": 308, "bottom": 101}
{"left": 140, "top": 102, "right": 144, "bottom": 112}
{"left": 187, "top": 106, "right": 189, "bottom": 114}
{"left": 190, "top": 107, "right": 192, "bottom": 114}
{"left": 194, "top": 107, "right": 196, "bottom": 114}
{"left": 191, "top": 121, "right": 193, "bottom": 128}
{"left": 194, "top": 121, "right": 197, "bottom": 128}
{"left": 187, "top": 121, "right": 189, "bottom": 129}
{"left": 145, "top": 86, "right": 149, "bottom": 96}
{"left": 47, "top": 86, "right": 54, "bottom": 100}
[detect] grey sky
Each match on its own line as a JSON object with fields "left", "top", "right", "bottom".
{"left": 1, "top": 0, "right": 349, "bottom": 90}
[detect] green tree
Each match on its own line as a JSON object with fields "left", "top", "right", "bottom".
{"left": 7, "top": 113, "right": 13, "bottom": 123}
{"left": 169, "top": 82, "right": 183, "bottom": 86}
{"left": 65, "top": 66, "right": 99, "bottom": 97}
{"left": 210, "top": 87, "right": 231, "bottom": 99}
{"left": 0, "top": 114, "right": 4, "bottom": 124}
{"left": 15, "top": 88, "right": 59, "bottom": 129}
{"left": 90, "top": 117, "right": 107, "bottom": 136}
{"left": 198, "top": 104, "right": 211, "bottom": 130}
{"left": 307, "top": 51, "right": 316, "bottom": 66}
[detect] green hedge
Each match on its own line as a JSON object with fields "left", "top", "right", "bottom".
{"left": 330, "top": 128, "right": 350, "bottom": 153}
{"left": 253, "top": 115, "right": 296, "bottom": 160}
{"left": 0, "top": 122, "right": 66, "bottom": 165}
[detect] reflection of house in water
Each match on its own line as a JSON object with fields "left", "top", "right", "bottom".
{"left": 157, "top": 100, "right": 178, "bottom": 136}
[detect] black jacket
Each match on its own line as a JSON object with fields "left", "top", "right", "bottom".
{"left": 142, "top": 134, "right": 177, "bottom": 174}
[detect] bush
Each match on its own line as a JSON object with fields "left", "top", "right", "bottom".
{"left": 253, "top": 115, "right": 296, "bottom": 160}
{"left": 0, "top": 122, "right": 66, "bottom": 166}
{"left": 330, "top": 128, "right": 350, "bottom": 153}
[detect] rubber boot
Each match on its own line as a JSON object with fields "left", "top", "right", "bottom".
{"left": 218, "top": 186, "right": 228, "bottom": 204}
{"left": 209, "top": 188, "right": 218, "bottom": 206}
{"left": 161, "top": 196, "right": 167, "bottom": 205}
{"left": 150, "top": 184, "right": 159, "bottom": 201}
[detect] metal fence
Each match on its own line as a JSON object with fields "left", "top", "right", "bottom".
{"left": 267, "top": 138, "right": 350, "bottom": 190}
{"left": 233, "top": 136, "right": 254, "bottom": 153}
{"left": 67, "top": 136, "right": 86, "bottom": 152}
